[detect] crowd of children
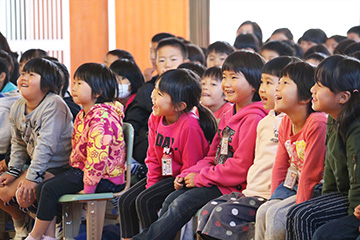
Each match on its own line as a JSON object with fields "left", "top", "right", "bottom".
{"left": 1, "top": 22, "right": 360, "bottom": 240}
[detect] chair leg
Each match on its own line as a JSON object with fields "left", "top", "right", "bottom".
{"left": 86, "top": 200, "right": 106, "bottom": 240}
{"left": 62, "top": 202, "right": 82, "bottom": 240}
{"left": 0, "top": 209, "right": 7, "bottom": 240}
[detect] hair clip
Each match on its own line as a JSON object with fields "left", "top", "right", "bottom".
{"left": 353, "top": 89, "right": 359, "bottom": 93}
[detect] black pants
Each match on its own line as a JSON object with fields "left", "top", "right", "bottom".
{"left": 36, "top": 167, "right": 124, "bottom": 221}
{"left": 118, "top": 177, "right": 175, "bottom": 238}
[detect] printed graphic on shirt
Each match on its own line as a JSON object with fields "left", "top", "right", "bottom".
{"left": 270, "top": 128, "right": 279, "bottom": 143}
{"left": 284, "top": 140, "right": 306, "bottom": 171}
{"left": 20, "top": 119, "right": 39, "bottom": 156}
{"left": 215, "top": 126, "right": 235, "bottom": 164}
{"left": 155, "top": 133, "right": 175, "bottom": 149}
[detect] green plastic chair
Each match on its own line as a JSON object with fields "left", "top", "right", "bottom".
{"left": 59, "top": 122, "right": 134, "bottom": 240}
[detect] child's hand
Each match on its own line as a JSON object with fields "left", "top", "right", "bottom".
{"left": 355, "top": 204, "right": 360, "bottom": 220}
{"left": 0, "top": 159, "right": 8, "bottom": 174}
{"left": 78, "top": 190, "right": 86, "bottom": 194}
{"left": 16, "top": 179, "right": 37, "bottom": 203}
{"left": 184, "top": 173, "right": 197, "bottom": 188}
{"left": 143, "top": 67, "right": 156, "bottom": 82}
{"left": 174, "top": 177, "right": 184, "bottom": 190}
{"left": 0, "top": 173, "right": 16, "bottom": 187}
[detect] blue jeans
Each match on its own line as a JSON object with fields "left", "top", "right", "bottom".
{"left": 132, "top": 185, "right": 222, "bottom": 240}
{"left": 313, "top": 214, "right": 360, "bottom": 240}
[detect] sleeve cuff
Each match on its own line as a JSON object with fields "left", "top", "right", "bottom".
{"left": 83, "top": 185, "right": 97, "bottom": 194}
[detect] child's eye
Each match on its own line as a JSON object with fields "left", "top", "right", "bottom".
{"left": 171, "top": 58, "right": 178, "bottom": 61}
{"left": 211, "top": 82, "right": 218, "bottom": 86}
{"left": 220, "top": 57, "right": 226, "bottom": 61}
{"left": 267, "top": 81, "right": 271, "bottom": 85}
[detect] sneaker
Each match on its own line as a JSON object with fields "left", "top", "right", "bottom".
{"left": 12, "top": 215, "right": 31, "bottom": 240}
{"left": 55, "top": 221, "right": 63, "bottom": 239}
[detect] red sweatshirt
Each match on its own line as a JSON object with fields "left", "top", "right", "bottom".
{"left": 145, "top": 112, "right": 209, "bottom": 188}
{"left": 179, "top": 102, "right": 268, "bottom": 194}
{"left": 271, "top": 112, "right": 327, "bottom": 203}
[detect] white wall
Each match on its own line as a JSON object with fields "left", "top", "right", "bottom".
{"left": 209, "top": 0, "right": 360, "bottom": 45}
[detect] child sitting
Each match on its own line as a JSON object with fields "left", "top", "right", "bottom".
{"left": 25, "top": 63, "right": 126, "bottom": 240}
{"left": 197, "top": 56, "right": 300, "bottom": 240}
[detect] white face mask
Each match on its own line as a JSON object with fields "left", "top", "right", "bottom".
{"left": 118, "top": 83, "right": 131, "bottom": 99}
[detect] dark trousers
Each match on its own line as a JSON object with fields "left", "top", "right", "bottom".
{"left": 312, "top": 214, "right": 360, "bottom": 240}
{"left": 36, "top": 168, "right": 124, "bottom": 221}
{"left": 118, "top": 177, "right": 175, "bottom": 238}
{"left": 132, "top": 185, "right": 222, "bottom": 240}
{"left": 286, "top": 192, "right": 349, "bottom": 240}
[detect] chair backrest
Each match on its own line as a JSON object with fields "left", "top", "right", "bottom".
{"left": 114, "top": 122, "right": 134, "bottom": 197}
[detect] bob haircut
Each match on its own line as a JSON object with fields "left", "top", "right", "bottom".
{"left": 280, "top": 62, "right": 316, "bottom": 114}
{"left": 19, "top": 49, "right": 48, "bottom": 64}
{"left": 315, "top": 55, "right": 360, "bottom": 136}
{"left": 74, "top": 63, "right": 118, "bottom": 103}
{"left": 110, "top": 59, "right": 145, "bottom": 94}
{"left": 0, "top": 58, "right": 10, "bottom": 90}
{"left": 202, "top": 66, "right": 222, "bottom": 82}
{"left": 222, "top": 50, "right": 265, "bottom": 101}
{"left": 23, "top": 58, "right": 62, "bottom": 95}
{"left": 261, "top": 41, "right": 295, "bottom": 57}
{"left": 207, "top": 41, "right": 235, "bottom": 55}
{"left": 156, "top": 37, "right": 188, "bottom": 60}
{"left": 262, "top": 56, "right": 301, "bottom": 77}
{"left": 234, "top": 34, "right": 260, "bottom": 52}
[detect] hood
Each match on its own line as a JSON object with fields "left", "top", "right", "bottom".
{"left": 227, "top": 101, "right": 269, "bottom": 124}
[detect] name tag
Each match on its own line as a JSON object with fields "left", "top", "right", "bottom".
{"left": 220, "top": 137, "right": 229, "bottom": 155}
{"left": 284, "top": 164, "right": 298, "bottom": 190}
{"left": 162, "top": 147, "right": 172, "bottom": 176}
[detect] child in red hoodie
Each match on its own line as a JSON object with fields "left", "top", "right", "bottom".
{"left": 133, "top": 51, "right": 268, "bottom": 240}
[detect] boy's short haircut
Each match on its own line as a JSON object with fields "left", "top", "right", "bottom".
{"left": 347, "top": 25, "right": 360, "bottom": 37}
{"left": 304, "top": 52, "right": 327, "bottom": 63}
{"left": 344, "top": 42, "right": 360, "bottom": 56}
{"left": 178, "top": 62, "right": 206, "bottom": 79}
{"left": 202, "top": 66, "right": 222, "bottom": 82}
{"left": 0, "top": 58, "right": 10, "bottom": 89}
{"left": 261, "top": 41, "right": 295, "bottom": 57}
{"left": 186, "top": 44, "right": 205, "bottom": 65}
{"left": 23, "top": 58, "right": 62, "bottom": 95}
{"left": 328, "top": 35, "right": 347, "bottom": 44}
{"left": 156, "top": 37, "right": 188, "bottom": 60}
{"left": 334, "top": 39, "right": 356, "bottom": 55}
{"left": 207, "top": 41, "right": 235, "bottom": 55}
{"left": 262, "top": 56, "right": 301, "bottom": 77}
{"left": 107, "top": 49, "right": 135, "bottom": 62}
{"left": 151, "top": 32, "right": 175, "bottom": 43}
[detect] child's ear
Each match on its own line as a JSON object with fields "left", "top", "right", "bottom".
{"left": 0, "top": 72, "right": 5, "bottom": 83}
{"left": 339, "top": 91, "right": 351, "bottom": 104}
{"left": 175, "top": 102, "right": 187, "bottom": 112}
{"left": 183, "top": 59, "right": 190, "bottom": 63}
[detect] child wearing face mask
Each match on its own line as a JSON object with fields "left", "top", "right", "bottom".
{"left": 109, "top": 59, "right": 145, "bottom": 113}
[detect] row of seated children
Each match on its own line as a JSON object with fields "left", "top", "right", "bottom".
{"left": 0, "top": 21, "right": 360, "bottom": 239}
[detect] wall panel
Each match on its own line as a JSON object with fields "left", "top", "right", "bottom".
{"left": 115, "top": 0, "right": 190, "bottom": 72}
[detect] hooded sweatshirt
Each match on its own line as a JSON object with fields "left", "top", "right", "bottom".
{"left": 70, "top": 101, "right": 126, "bottom": 193}
{"left": 179, "top": 101, "right": 268, "bottom": 194}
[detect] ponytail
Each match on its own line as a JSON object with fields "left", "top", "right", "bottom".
{"left": 196, "top": 104, "right": 217, "bottom": 143}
